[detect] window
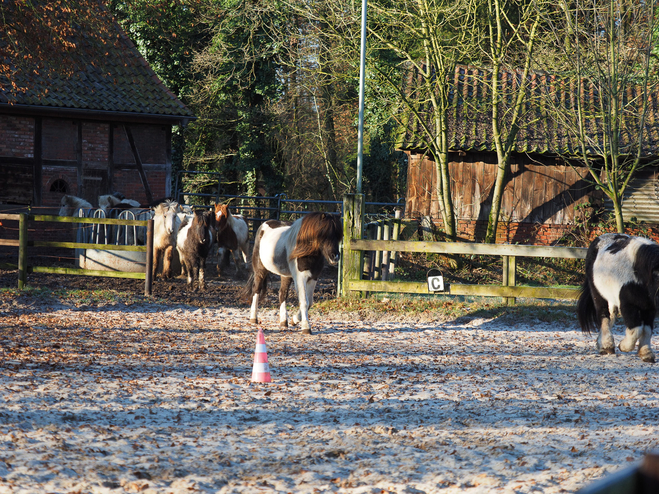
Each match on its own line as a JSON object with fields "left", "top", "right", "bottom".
{"left": 50, "top": 179, "right": 69, "bottom": 194}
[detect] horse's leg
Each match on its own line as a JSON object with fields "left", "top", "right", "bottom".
{"left": 597, "top": 316, "right": 616, "bottom": 355}
{"left": 232, "top": 249, "right": 244, "bottom": 279}
{"left": 153, "top": 247, "right": 162, "bottom": 279}
{"left": 249, "top": 270, "right": 268, "bottom": 325}
{"left": 199, "top": 259, "right": 206, "bottom": 291}
{"left": 162, "top": 245, "right": 174, "bottom": 279}
{"left": 216, "top": 247, "right": 226, "bottom": 277}
{"left": 591, "top": 289, "right": 615, "bottom": 354}
{"left": 278, "top": 277, "right": 293, "bottom": 329}
{"left": 619, "top": 287, "right": 654, "bottom": 361}
{"left": 637, "top": 325, "right": 656, "bottom": 363}
{"left": 291, "top": 274, "right": 314, "bottom": 335}
{"left": 185, "top": 260, "right": 194, "bottom": 288}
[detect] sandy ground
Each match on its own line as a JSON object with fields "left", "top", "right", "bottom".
{"left": 0, "top": 287, "right": 658, "bottom": 494}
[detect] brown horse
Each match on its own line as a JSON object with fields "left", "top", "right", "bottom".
{"left": 241, "top": 212, "right": 342, "bottom": 334}
{"left": 214, "top": 203, "right": 250, "bottom": 279}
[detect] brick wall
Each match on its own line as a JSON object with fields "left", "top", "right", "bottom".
{"left": 82, "top": 122, "right": 109, "bottom": 165}
{"left": 0, "top": 116, "right": 34, "bottom": 158}
{"left": 112, "top": 168, "right": 168, "bottom": 205}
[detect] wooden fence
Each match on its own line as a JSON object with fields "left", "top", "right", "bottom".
{"left": 341, "top": 195, "right": 587, "bottom": 301}
{"left": 0, "top": 213, "right": 154, "bottom": 295}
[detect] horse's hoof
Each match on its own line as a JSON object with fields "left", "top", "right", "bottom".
{"left": 280, "top": 321, "right": 288, "bottom": 329}
{"left": 250, "top": 318, "right": 258, "bottom": 325}
{"left": 639, "top": 348, "right": 656, "bottom": 363}
{"left": 301, "top": 328, "right": 312, "bottom": 335}
{"left": 599, "top": 347, "right": 615, "bottom": 355}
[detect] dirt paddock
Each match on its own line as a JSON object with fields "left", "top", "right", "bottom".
{"left": 0, "top": 264, "right": 658, "bottom": 494}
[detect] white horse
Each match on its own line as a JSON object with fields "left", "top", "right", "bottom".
{"left": 241, "top": 212, "right": 342, "bottom": 334}
{"left": 59, "top": 195, "right": 93, "bottom": 216}
{"left": 152, "top": 200, "right": 182, "bottom": 279}
{"left": 577, "top": 233, "right": 657, "bottom": 363}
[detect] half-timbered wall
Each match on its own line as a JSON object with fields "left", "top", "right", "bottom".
{"left": 0, "top": 115, "right": 172, "bottom": 210}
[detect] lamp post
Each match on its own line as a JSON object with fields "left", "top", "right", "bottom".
{"left": 356, "top": 0, "right": 367, "bottom": 194}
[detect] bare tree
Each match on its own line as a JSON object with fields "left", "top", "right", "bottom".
{"left": 542, "top": 0, "right": 659, "bottom": 233}
{"left": 366, "top": 0, "right": 476, "bottom": 240}
{"left": 470, "top": 0, "right": 542, "bottom": 243}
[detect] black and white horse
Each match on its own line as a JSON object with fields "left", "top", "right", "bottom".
{"left": 242, "top": 212, "right": 342, "bottom": 334}
{"left": 176, "top": 209, "right": 213, "bottom": 291}
{"left": 577, "top": 233, "right": 657, "bottom": 363}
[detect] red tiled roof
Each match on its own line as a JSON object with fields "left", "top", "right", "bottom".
{"left": 0, "top": 0, "right": 193, "bottom": 123}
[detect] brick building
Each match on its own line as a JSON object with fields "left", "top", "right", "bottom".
{"left": 0, "top": 1, "right": 194, "bottom": 214}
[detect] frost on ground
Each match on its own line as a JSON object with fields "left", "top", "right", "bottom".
{"left": 0, "top": 296, "right": 658, "bottom": 494}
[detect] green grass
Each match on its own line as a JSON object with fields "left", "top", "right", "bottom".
{"left": 314, "top": 292, "right": 577, "bottom": 325}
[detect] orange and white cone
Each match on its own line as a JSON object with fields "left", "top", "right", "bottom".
{"left": 251, "top": 328, "right": 272, "bottom": 383}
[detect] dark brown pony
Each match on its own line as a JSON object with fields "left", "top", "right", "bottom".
{"left": 176, "top": 209, "right": 213, "bottom": 291}
{"left": 241, "top": 212, "right": 342, "bottom": 334}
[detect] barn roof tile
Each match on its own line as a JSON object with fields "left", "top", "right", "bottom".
{"left": 398, "top": 65, "right": 659, "bottom": 157}
{"left": 0, "top": 0, "right": 193, "bottom": 123}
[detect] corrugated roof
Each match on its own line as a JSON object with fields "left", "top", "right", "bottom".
{"left": 0, "top": 0, "right": 193, "bottom": 122}
{"left": 398, "top": 65, "right": 659, "bottom": 157}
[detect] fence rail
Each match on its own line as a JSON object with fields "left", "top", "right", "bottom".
{"left": 0, "top": 213, "right": 153, "bottom": 294}
{"left": 341, "top": 195, "right": 587, "bottom": 302}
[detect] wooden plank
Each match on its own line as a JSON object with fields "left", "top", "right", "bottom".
{"left": 346, "top": 279, "right": 580, "bottom": 300}
{"left": 0, "top": 214, "right": 21, "bottom": 221}
{"left": 0, "top": 239, "right": 20, "bottom": 247}
{"left": 449, "top": 284, "right": 580, "bottom": 300}
{"left": 29, "top": 215, "right": 150, "bottom": 226}
{"left": 29, "top": 266, "right": 146, "bottom": 279}
{"left": 30, "top": 241, "right": 147, "bottom": 252}
{"left": 348, "top": 239, "right": 587, "bottom": 259}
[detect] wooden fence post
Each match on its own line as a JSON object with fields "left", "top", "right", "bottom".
{"left": 341, "top": 194, "right": 364, "bottom": 297}
{"left": 502, "top": 255, "right": 517, "bottom": 305}
{"left": 389, "top": 209, "right": 402, "bottom": 278}
{"left": 144, "top": 219, "right": 154, "bottom": 296}
{"left": 18, "top": 213, "right": 28, "bottom": 290}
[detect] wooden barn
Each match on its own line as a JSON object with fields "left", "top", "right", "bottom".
{"left": 398, "top": 65, "right": 659, "bottom": 245}
{"left": 0, "top": 1, "right": 194, "bottom": 213}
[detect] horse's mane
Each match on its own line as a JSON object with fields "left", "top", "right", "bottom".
{"left": 154, "top": 200, "right": 179, "bottom": 215}
{"left": 289, "top": 212, "right": 342, "bottom": 260}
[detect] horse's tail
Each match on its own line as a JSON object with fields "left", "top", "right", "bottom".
{"left": 239, "top": 270, "right": 268, "bottom": 304}
{"left": 576, "top": 280, "right": 598, "bottom": 334}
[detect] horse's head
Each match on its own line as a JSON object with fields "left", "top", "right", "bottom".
{"left": 162, "top": 201, "right": 181, "bottom": 235}
{"left": 214, "top": 203, "right": 231, "bottom": 230}
{"left": 292, "top": 212, "right": 342, "bottom": 265}
{"left": 194, "top": 210, "right": 213, "bottom": 245}
{"left": 320, "top": 213, "right": 343, "bottom": 266}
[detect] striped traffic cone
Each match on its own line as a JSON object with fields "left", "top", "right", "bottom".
{"left": 251, "top": 328, "right": 272, "bottom": 383}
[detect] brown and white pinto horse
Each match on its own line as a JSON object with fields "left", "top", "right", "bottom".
{"left": 214, "top": 203, "right": 250, "bottom": 279}
{"left": 242, "top": 212, "right": 342, "bottom": 334}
